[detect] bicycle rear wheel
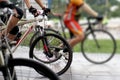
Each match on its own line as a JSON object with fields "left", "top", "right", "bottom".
{"left": 1, "top": 58, "right": 60, "bottom": 80}
{"left": 81, "top": 29, "right": 116, "bottom": 64}
{"left": 29, "top": 33, "right": 73, "bottom": 75}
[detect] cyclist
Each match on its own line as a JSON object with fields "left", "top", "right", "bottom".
{"left": 0, "top": 0, "right": 50, "bottom": 44}
{"left": 0, "top": 0, "right": 23, "bottom": 42}
{"left": 63, "top": 0, "right": 103, "bottom": 48}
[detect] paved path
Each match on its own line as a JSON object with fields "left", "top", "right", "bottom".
{"left": 60, "top": 53, "right": 120, "bottom": 80}
{"left": 10, "top": 46, "right": 120, "bottom": 80}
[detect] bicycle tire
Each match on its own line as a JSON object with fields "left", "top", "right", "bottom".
{"left": 3, "top": 58, "right": 60, "bottom": 80}
{"left": 81, "top": 29, "right": 116, "bottom": 64}
{"left": 29, "top": 28, "right": 60, "bottom": 47}
{"left": 29, "top": 33, "right": 73, "bottom": 75}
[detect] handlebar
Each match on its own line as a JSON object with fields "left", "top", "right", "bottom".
{"left": 87, "top": 16, "right": 98, "bottom": 20}
{"left": 80, "top": 16, "right": 102, "bottom": 26}
{"left": 87, "top": 16, "right": 103, "bottom": 21}
{"left": 17, "top": 11, "right": 48, "bottom": 26}
{"left": 87, "top": 16, "right": 103, "bottom": 25}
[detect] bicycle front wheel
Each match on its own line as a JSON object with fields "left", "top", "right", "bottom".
{"left": 29, "top": 28, "right": 61, "bottom": 47}
{"left": 29, "top": 33, "right": 73, "bottom": 75}
{"left": 81, "top": 29, "right": 116, "bottom": 64}
{"left": 1, "top": 58, "right": 60, "bottom": 80}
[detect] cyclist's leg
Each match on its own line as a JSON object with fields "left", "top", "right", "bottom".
{"left": 64, "top": 19, "right": 84, "bottom": 48}
{"left": 6, "top": 6, "right": 23, "bottom": 41}
{"left": 0, "top": 1, "right": 23, "bottom": 41}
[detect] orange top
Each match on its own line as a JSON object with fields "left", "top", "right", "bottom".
{"left": 64, "top": 0, "right": 84, "bottom": 35}
{"left": 65, "top": 0, "right": 84, "bottom": 20}
{"left": 71, "top": 0, "right": 84, "bottom": 6}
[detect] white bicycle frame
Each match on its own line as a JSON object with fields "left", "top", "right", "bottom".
{"left": 0, "top": 9, "right": 47, "bottom": 54}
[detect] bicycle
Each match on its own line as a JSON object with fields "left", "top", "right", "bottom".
{"left": 0, "top": 8, "right": 60, "bottom": 80}
{"left": 55, "top": 15, "right": 116, "bottom": 64}
{"left": 29, "top": 12, "right": 73, "bottom": 75}
{"left": 0, "top": 7, "right": 72, "bottom": 75}
{"left": 0, "top": 7, "right": 59, "bottom": 51}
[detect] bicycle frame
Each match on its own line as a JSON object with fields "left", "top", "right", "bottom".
{"left": 13, "top": 23, "right": 35, "bottom": 53}
{"left": 0, "top": 13, "right": 45, "bottom": 54}
{"left": 0, "top": 8, "right": 60, "bottom": 80}
{"left": 14, "top": 17, "right": 47, "bottom": 53}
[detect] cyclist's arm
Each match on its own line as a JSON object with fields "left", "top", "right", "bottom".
{"left": 24, "top": 0, "right": 45, "bottom": 9}
{"left": 34, "top": 0, "right": 45, "bottom": 9}
{"left": 24, "top": 0, "right": 31, "bottom": 9}
{"left": 81, "top": 2, "right": 98, "bottom": 17}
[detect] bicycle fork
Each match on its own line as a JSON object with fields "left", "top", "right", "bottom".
{"left": 42, "top": 37, "right": 53, "bottom": 58}
{"left": 91, "top": 31, "right": 100, "bottom": 48}
{"left": 37, "top": 25, "right": 53, "bottom": 58}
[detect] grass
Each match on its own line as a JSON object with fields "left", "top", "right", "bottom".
{"left": 21, "top": 31, "right": 120, "bottom": 54}
{"left": 20, "top": 32, "right": 34, "bottom": 46}
{"left": 73, "top": 39, "right": 120, "bottom": 53}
